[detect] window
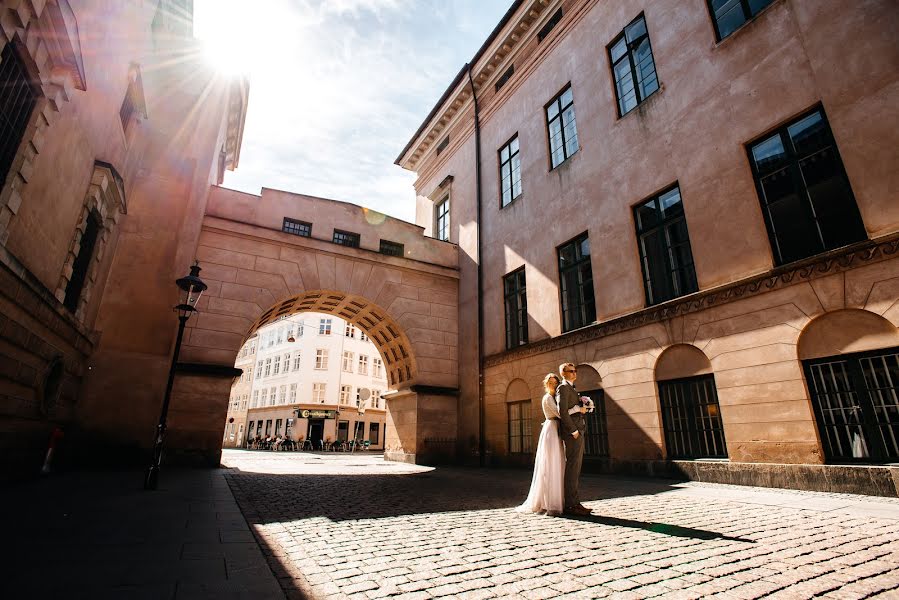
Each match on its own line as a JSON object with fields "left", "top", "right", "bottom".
{"left": 436, "top": 136, "right": 449, "bottom": 155}
{"left": 804, "top": 347, "right": 899, "bottom": 464}
{"left": 546, "top": 86, "right": 579, "bottom": 168}
{"left": 283, "top": 217, "right": 311, "bottom": 237}
{"left": 508, "top": 401, "right": 533, "bottom": 454}
{"left": 313, "top": 383, "right": 326, "bottom": 403}
{"left": 356, "top": 389, "right": 363, "bottom": 407}
{"left": 499, "top": 135, "right": 522, "bottom": 207}
{"left": 358, "top": 355, "right": 369, "bottom": 376}
{"left": 246, "top": 367, "right": 252, "bottom": 381}
{"left": 333, "top": 230, "right": 360, "bottom": 248}
{"left": 359, "top": 331, "right": 368, "bottom": 342}
{"left": 340, "top": 385, "right": 351, "bottom": 404}
{"left": 286, "top": 327, "right": 294, "bottom": 341}
{"left": 379, "top": 239, "right": 404, "bottom": 257}
{"left": 495, "top": 64, "right": 514, "bottom": 92}
{"left": 283, "top": 353, "right": 291, "bottom": 373}
{"left": 558, "top": 233, "right": 596, "bottom": 332}
{"left": 267, "top": 332, "right": 274, "bottom": 347}
{"left": 345, "top": 323, "right": 356, "bottom": 338}
{"left": 264, "top": 358, "right": 271, "bottom": 377}
{"left": 337, "top": 420, "right": 349, "bottom": 442}
{"left": 273, "top": 355, "right": 281, "bottom": 375}
{"left": 253, "top": 390, "right": 259, "bottom": 408}
{"left": 0, "top": 44, "right": 38, "bottom": 187}
{"left": 708, "top": 0, "right": 776, "bottom": 41}
{"left": 265, "top": 420, "right": 273, "bottom": 436}
{"left": 503, "top": 267, "right": 528, "bottom": 349}
{"left": 279, "top": 385, "right": 287, "bottom": 404}
{"left": 289, "top": 383, "right": 297, "bottom": 403}
{"left": 537, "top": 8, "right": 563, "bottom": 42}
{"left": 634, "top": 185, "right": 698, "bottom": 305}
{"left": 293, "top": 353, "right": 301, "bottom": 371}
{"left": 582, "top": 390, "right": 609, "bottom": 458}
{"left": 64, "top": 210, "right": 102, "bottom": 312}
{"left": 373, "top": 358, "right": 383, "bottom": 378}
{"left": 119, "top": 67, "right": 145, "bottom": 134}
{"left": 748, "top": 107, "right": 865, "bottom": 265}
{"left": 435, "top": 196, "right": 450, "bottom": 241}
{"left": 608, "top": 14, "right": 659, "bottom": 117}
{"left": 319, "top": 318, "right": 332, "bottom": 335}
{"left": 275, "top": 419, "right": 283, "bottom": 436}
{"left": 315, "top": 349, "right": 328, "bottom": 370}
{"left": 240, "top": 396, "right": 247, "bottom": 411}
{"left": 659, "top": 375, "right": 727, "bottom": 459}
{"left": 342, "top": 351, "right": 354, "bottom": 373}
{"left": 369, "top": 422, "right": 380, "bottom": 445}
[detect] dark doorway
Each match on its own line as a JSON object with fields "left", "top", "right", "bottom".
{"left": 307, "top": 419, "right": 324, "bottom": 449}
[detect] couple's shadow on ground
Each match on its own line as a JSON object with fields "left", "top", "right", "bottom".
{"left": 559, "top": 512, "right": 755, "bottom": 542}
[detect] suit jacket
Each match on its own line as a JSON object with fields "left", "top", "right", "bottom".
{"left": 556, "top": 378, "right": 586, "bottom": 439}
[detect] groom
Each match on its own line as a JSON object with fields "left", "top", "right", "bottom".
{"left": 556, "top": 362, "right": 591, "bottom": 515}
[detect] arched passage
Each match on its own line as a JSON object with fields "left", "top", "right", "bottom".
{"left": 160, "top": 204, "right": 460, "bottom": 466}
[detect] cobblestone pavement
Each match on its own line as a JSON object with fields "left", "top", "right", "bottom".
{"left": 222, "top": 450, "right": 899, "bottom": 600}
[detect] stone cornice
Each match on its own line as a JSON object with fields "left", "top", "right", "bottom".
{"left": 484, "top": 233, "right": 899, "bottom": 368}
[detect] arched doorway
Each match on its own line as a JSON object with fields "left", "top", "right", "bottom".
{"left": 654, "top": 344, "right": 727, "bottom": 460}
{"left": 798, "top": 309, "right": 899, "bottom": 464}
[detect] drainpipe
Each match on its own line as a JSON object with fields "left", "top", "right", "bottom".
{"left": 466, "top": 64, "right": 486, "bottom": 467}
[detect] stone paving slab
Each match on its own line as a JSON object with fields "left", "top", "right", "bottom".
{"left": 222, "top": 450, "right": 899, "bottom": 600}
{"left": 0, "top": 467, "right": 284, "bottom": 599}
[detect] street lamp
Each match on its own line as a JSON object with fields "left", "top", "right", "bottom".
{"left": 352, "top": 389, "right": 370, "bottom": 453}
{"left": 144, "top": 261, "right": 207, "bottom": 490}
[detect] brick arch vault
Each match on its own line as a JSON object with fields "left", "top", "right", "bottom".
{"left": 164, "top": 198, "right": 460, "bottom": 467}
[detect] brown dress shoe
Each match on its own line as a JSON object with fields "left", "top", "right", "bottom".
{"left": 567, "top": 505, "right": 591, "bottom": 515}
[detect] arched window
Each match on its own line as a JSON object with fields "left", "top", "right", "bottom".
{"left": 655, "top": 345, "right": 727, "bottom": 459}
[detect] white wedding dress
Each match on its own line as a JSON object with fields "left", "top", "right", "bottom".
{"left": 516, "top": 392, "right": 565, "bottom": 515}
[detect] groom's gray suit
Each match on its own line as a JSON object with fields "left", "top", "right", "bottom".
{"left": 556, "top": 378, "right": 586, "bottom": 510}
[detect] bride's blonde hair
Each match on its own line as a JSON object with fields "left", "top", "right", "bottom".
{"left": 543, "top": 373, "right": 560, "bottom": 393}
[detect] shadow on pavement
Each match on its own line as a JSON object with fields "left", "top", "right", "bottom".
{"left": 560, "top": 513, "right": 755, "bottom": 542}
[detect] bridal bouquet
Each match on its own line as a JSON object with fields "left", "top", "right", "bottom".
{"left": 579, "top": 396, "right": 595, "bottom": 413}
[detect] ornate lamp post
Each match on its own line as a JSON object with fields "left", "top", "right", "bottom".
{"left": 144, "top": 261, "right": 207, "bottom": 490}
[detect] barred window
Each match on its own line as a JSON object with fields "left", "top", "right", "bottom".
{"left": 659, "top": 375, "right": 727, "bottom": 459}
{"left": 379, "top": 239, "right": 404, "bottom": 256}
{"left": 0, "top": 44, "right": 38, "bottom": 187}
{"left": 283, "top": 218, "right": 311, "bottom": 237}
{"left": 333, "top": 229, "right": 360, "bottom": 248}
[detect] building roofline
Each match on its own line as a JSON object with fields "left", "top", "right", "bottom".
{"left": 394, "top": 0, "right": 525, "bottom": 166}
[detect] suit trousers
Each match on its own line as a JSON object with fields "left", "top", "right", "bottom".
{"left": 563, "top": 430, "right": 585, "bottom": 509}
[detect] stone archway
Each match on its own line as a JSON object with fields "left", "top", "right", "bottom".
{"left": 161, "top": 206, "right": 460, "bottom": 466}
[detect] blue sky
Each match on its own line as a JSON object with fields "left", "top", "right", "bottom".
{"left": 194, "top": 0, "right": 511, "bottom": 223}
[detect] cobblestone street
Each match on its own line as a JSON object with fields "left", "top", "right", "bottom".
{"left": 222, "top": 450, "right": 899, "bottom": 599}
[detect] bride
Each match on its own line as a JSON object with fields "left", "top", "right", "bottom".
{"left": 516, "top": 373, "right": 566, "bottom": 516}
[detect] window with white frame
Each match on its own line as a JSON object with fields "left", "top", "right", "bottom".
{"left": 273, "top": 355, "right": 281, "bottom": 375}
{"left": 358, "top": 355, "right": 369, "bottom": 376}
{"left": 345, "top": 323, "right": 356, "bottom": 338}
{"left": 342, "top": 351, "right": 354, "bottom": 373}
{"left": 264, "top": 358, "right": 271, "bottom": 377}
{"left": 279, "top": 385, "right": 287, "bottom": 404}
{"left": 289, "top": 383, "right": 297, "bottom": 403}
{"left": 246, "top": 367, "right": 253, "bottom": 381}
{"left": 373, "top": 358, "right": 383, "bottom": 378}
{"left": 267, "top": 332, "right": 274, "bottom": 347}
{"left": 293, "top": 353, "right": 301, "bottom": 371}
{"left": 269, "top": 388, "right": 277, "bottom": 406}
{"left": 319, "top": 318, "right": 332, "bottom": 335}
{"left": 283, "top": 353, "right": 291, "bottom": 372}
{"left": 241, "top": 396, "right": 247, "bottom": 411}
{"left": 276, "top": 328, "right": 284, "bottom": 344}
{"left": 286, "top": 327, "right": 294, "bottom": 341}
{"left": 313, "top": 383, "right": 326, "bottom": 403}
{"left": 315, "top": 349, "right": 328, "bottom": 370}
{"left": 253, "top": 390, "right": 259, "bottom": 408}
{"left": 256, "top": 361, "right": 263, "bottom": 379}
{"left": 340, "top": 385, "right": 351, "bottom": 404}
{"left": 359, "top": 331, "right": 368, "bottom": 342}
